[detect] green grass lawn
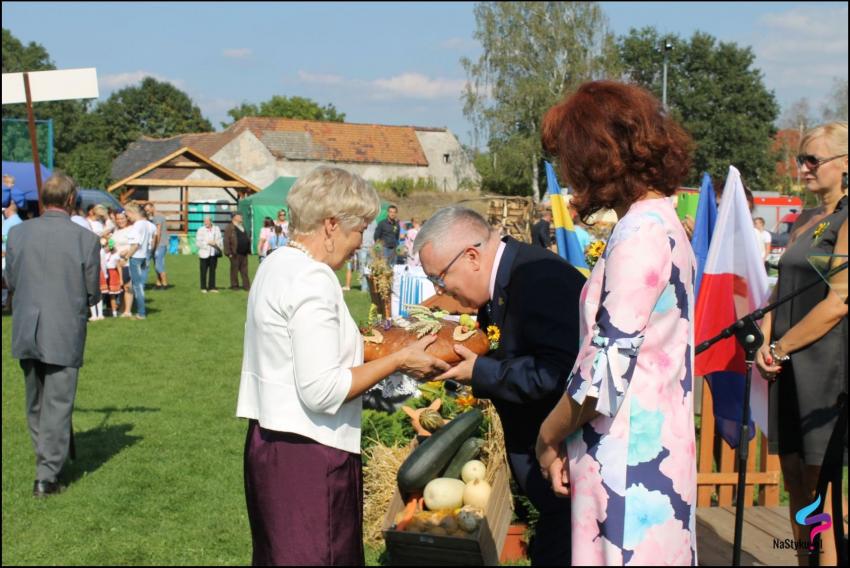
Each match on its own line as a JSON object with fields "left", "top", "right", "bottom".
{"left": 2, "top": 254, "right": 377, "bottom": 565}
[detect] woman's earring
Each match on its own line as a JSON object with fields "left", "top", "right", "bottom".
{"left": 324, "top": 238, "right": 335, "bottom": 253}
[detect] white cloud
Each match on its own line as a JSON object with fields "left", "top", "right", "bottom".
{"left": 99, "top": 71, "right": 186, "bottom": 91}
{"left": 222, "top": 48, "right": 252, "bottom": 59}
{"left": 371, "top": 73, "right": 467, "bottom": 100}
{"left": 297, "top": 70, "right": 345, "bottom": 85}
{"left": 751, "top": 5, "right": 848, "bottom": 91}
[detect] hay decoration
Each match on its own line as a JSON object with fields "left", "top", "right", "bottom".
{"left": 363, "top": 443, "right": 409, "bottom": 547}
{"left": 478, "top": 401, "right": 507, "bottom": 487}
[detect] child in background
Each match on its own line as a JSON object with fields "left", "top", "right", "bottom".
{"left": 100, "top": 238, "right": 124, "bottom": 317}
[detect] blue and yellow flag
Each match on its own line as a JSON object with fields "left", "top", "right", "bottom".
{"left": 544, "top": 161, "right": 590, "bottom": 276}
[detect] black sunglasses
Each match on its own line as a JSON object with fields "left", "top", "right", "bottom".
{"left": 795, "top": 153, "right": 847, "bottom": 171}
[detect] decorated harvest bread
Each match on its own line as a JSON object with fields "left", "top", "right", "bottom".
{"left": 363, "top": 320, "right": 489, "bottom": 364}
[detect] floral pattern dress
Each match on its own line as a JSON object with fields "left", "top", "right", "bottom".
{"left": 565, "top": 198, "right": 698, "bottom": 565}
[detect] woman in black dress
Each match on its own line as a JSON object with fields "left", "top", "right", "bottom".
{"left": 756, "top": 121, "right": 847, "bottom": 566}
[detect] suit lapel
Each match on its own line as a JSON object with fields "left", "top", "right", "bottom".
{"left": 489, "top": 237, "right": 520, "bottom": 329}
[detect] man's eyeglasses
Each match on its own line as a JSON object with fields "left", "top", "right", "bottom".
{"left": 796, "top": 153, "right": 847, "bottom": 171}
{"left": 427, "top": 243, "right": 481, "bottom": 289}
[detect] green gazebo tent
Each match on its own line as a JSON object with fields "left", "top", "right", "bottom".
{"left": 237, "top": 176, "right": 297, "bottom": 254}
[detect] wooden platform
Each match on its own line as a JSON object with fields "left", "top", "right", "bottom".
{"left": 697, "top": 506, "right": 798, "bottom": 566}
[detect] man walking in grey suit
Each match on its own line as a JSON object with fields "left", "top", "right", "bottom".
{"left": 5, "top": 173, "right": 101, "bottom": 498}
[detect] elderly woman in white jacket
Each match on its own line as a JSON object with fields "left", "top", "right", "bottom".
{"left": 236, "top": 167, "right": 448, "bottom": 566}
{"left": 196, "top": 216, "right": 223, "bottom": 293}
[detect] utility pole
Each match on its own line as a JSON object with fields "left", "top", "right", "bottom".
{"left": 662, "top": 40, "right": 673, "bottom": 111}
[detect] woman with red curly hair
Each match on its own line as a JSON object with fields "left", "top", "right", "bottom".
{"left": 535, "top": 81, "right": 698, "bottom": 565}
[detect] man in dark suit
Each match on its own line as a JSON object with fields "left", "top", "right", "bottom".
{"left": 6, "top": 173, "right": 101, "bottom": 498}
{"left": 224, "top": 212, "right": 251, "bottom": 291}
{"left": 416, "top": 206, "right": 584, "bottom": 565}
{"left": 531, "top": 208, "right": 554, "bottom": 249}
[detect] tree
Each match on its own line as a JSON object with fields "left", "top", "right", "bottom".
{"left": 221, "top": 95, "right": 345, "bottom": 128}
{"left": 2, "top": 28, "right": 89, "bottom": 168}
{"left": 90, "top": 77, "right": 213, "bottom": 158}
{"left": 820, "top": 78, "right": 848, "bottom": 123}
{"left": 619, "top": 28, "right": 780, "bottom": 190}
{"left": 780, "top": 98, "right": 815, "bottom": 133}
{"left": 461, "top": 2, "right": 620, "bottom": 201}
{"left": 62, "top": 143, "right": 114, "bottom": 189}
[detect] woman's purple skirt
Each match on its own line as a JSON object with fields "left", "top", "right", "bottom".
{"left": 244, "top": 420, "right": 364, "bottom": 566}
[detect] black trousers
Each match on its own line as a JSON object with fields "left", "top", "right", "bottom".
{"left": 508, "top": 449, "right": 572, "bottom": 566}
{"left": 229, "top": 254, "right": 250, "bottom": 290}
{"left": 200, "top": 256, "right": 218, "bottom": 290}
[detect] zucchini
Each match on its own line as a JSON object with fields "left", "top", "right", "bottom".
{"left": 442, "top": 437, "right": 484, "bottom": 479}
{"left": 397, "top": 408, "right": 483, "bottom": 495}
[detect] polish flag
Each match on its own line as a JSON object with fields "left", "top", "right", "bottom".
{"left": 694, "top": 166, "right": 770, "bottom": 444}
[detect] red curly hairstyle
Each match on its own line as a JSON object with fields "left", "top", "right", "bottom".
{"left": 541, "top": 81, "right": 693, "bottom": 220}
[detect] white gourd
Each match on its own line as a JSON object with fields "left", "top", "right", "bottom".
{"left": 463, "top": 479, "right": 492, "bottom": 509}
{"left": 460, "top": 460, "right": 487, "bottom": 483}
{"left": 423, "top": 478, "right": 466, "bottom": 511}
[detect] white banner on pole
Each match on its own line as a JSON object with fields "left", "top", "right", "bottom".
{"left": 2, "top": 68, "right": 99, "bottom": 105}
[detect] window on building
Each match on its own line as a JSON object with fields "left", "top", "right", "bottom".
{"left": 443, "top": 153, "right": 451, "bottom": 164}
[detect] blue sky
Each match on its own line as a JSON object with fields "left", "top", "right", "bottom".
{"left": 3, "top": 2, "right": 847, "bottom": 147}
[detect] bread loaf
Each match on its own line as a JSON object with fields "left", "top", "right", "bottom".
{"left": 363, "top": 321, "right": 489, "bottom": 364}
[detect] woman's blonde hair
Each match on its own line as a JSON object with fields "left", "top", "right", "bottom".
{"left": 799, "top": 121, "right": 848, "bottom": 156}
{"left": 286, "top": 166, "right": 380, "bottom": 235}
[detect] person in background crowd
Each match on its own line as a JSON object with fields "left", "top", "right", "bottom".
{"left": 275, "top": 208, "right": 289, "bottom": 237}
{"left": 374, "top": 204, "right": 400, "bottom": 265}
{"left": 531, "top": 208, "right": 554, "bottom": 249}
{"left": 120, "top": 203, "right": 152, "bottom": 320}
{"left": 753, "top": 216, "right": 772, "bottom": 262}
{"left": 70, "top": 196, "right": 90, "bottom": 230}
{"left": 86, "top": 205, "right": 109, "bottom": 321}
{"left": 536, "top": 80, "right": 698, "bottom": 565}
{"left": 138, "top": 204, "right": 157, "bottom": 286}
{"left": 2, "top": 201, "right": 23, "bottom": 311}
{"left": 236, "top": 166, "right": 449, "bottom": 565}
{"left": 145, "top": 202, "right": 169, "bottom": 289}
{"left": 86, "top": 204, "right": 107, "bottom": 237}
{"left": 267, "top": 223, "right": 287, "bottom": 255}
{"left": 357, "top": 218, "right": 377, "bottom": 294}
{"left": 6, "top": 172, "right": 100, "bottom": 498}
{"left": 100, "top": 237, "right": 123, "bottom": 317}
{"left": 103, "top": 207, "right": 118, "bottom": 237}
{"left": 196, "top": 215, "right": 223, "bottom": 293}
{"left": 404, "top": 218, "right": 422, "bottom": 267}
{"left": 111, "top": 211, "right": 135, "bottom": 317}
{"left": 756, "top": 121, "right": 848, "bottom": 567}
{"left": 224, "top": 212, "right": 251, "bottom": 291}
{"left": 257, "top": 217, "right": 275, "bottom": 263}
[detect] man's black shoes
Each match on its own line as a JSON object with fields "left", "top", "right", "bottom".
{"left": 33, "top": 480, "right": 66, "bottom": 498}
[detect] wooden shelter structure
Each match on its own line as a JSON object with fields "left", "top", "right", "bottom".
{"left": 107, "top": 146, "right": 260, "bottom": 233}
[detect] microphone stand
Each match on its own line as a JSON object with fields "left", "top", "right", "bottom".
{"left": 695, "top": 262, "right": 848, "bottom": 566}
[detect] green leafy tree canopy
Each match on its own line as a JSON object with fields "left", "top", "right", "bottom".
{"left": 222, "top": 95, "right": 345, "bottom": 128}
{"left": 462, "top": 2, "right": 620, "bottom": 200}
{"left": 619, "top": 27, "right": 780, "bottom": 190}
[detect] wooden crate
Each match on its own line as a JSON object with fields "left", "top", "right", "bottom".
{"left": 381, "top": 463, "right": 512, "bottom": 566}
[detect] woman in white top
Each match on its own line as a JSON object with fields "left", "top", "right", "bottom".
{"left": 111, "top": 211, "right": 135, "bottom": 317}
{"left": 196, "top": 216, "right": 223, "bottom": 292}
{"left": 236, "top": 167, "right": 448, "bottom": 566}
